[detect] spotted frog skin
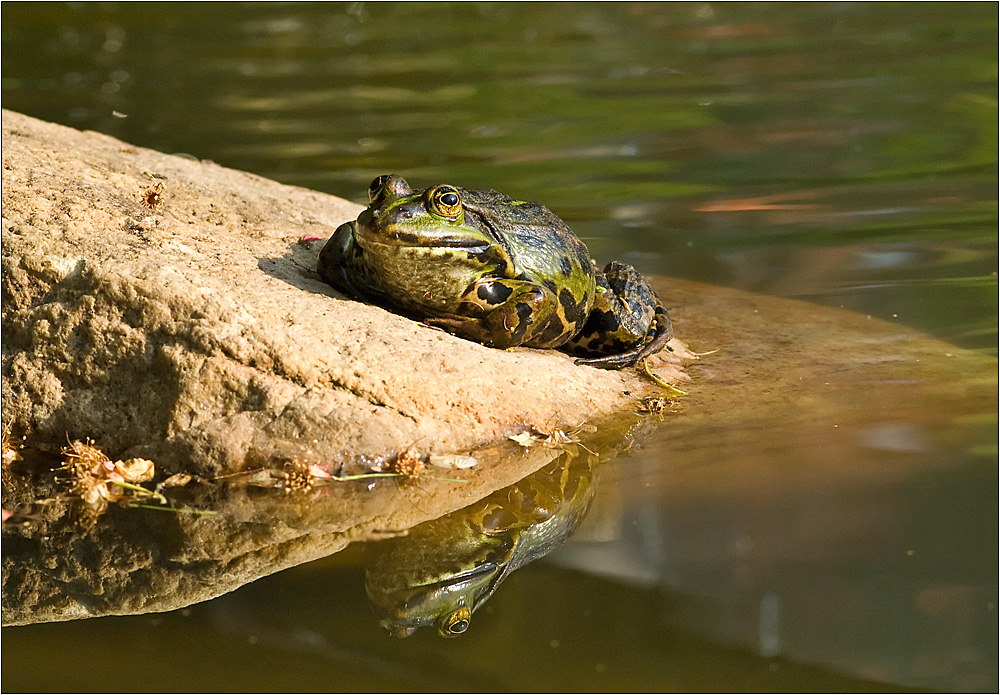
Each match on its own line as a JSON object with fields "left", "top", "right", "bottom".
{"left": 318, "top": 175, "right": 672, "bottom": 369}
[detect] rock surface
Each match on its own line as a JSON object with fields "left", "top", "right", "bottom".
{"left": 1, "top": 109, "right": 689, "bottom": 477}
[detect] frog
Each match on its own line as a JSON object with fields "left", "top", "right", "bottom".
{"left": 364, "top": 450, "right": 598, "bottom": 637}
{"left": 318, "top": 174, "right": 672, "bottom": 369}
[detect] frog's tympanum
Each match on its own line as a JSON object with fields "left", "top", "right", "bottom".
{"left": 364, "top": 452, "right": 598, "bottom": 637}
{"left": 318, "top": 175, "right": 672, "bottom": 369}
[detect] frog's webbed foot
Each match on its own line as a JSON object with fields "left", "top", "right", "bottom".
{"left": 424, "top": 315, "right": 489, "bottom": 341}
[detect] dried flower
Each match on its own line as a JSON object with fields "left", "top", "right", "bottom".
{"left": 392, "top": 446, "right": 426, "bottom": 478}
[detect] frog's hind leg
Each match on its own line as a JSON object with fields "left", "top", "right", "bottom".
{"left": 574, "top": 300, "right": 672, "bottom": 369}
{"left": 570, "top": 261, "right": 673, "bottom": 370}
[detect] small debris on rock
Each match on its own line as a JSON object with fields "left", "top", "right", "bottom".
{"left": 280, "top": 460, "right": 316, "bottom": 493}
{"left": 507, "top": 424, "right": 593, "bottom": 453}
{"left": 427, "top": 453, "right": 479, "bottom": 470}
{"left": 637, "top": 395, "right": 676, "bottom": 418}
{"left": 138, "top": 181, "right": 164, "bottom": 210}
{"left": 2, "top": 424, "right": 23, "bottom": 467}
{"left": 392, "top": 446, "right": 426, "bottom": 478}
{"left": 58, "top": 439, "right": 164, "bottom": 524}
{"left": 157, "top": 472, "right": 193, "bottom": 489}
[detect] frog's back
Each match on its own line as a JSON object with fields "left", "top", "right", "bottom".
{"left": 459, "top": 187, "right": 594, "bottom": 290}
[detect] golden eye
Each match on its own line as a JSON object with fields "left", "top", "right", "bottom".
{"left": 368, "top": 175, "right": 390, "bottom": 202}
{"left": 438, "top": 607, "right": 471, "bottom": 637}
{"left": 430, "top": 186, "right": 462, "bottom": 220}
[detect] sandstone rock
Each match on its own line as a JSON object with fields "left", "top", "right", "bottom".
{"left": 1, "top": 109, "right": 689, "bottom": 478}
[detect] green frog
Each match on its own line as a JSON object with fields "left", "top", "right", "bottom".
{"left": 364, "top": 450, "right": 598, "bottom": 637}
{"left": 318, "top": 174, "right": 672, "bottom": 369}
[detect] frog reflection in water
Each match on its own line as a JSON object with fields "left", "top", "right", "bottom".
{"left": 318, "top": 175, "right": 672, "bottom": 369}
{"left": 364, "top": 452, "right": 598, "bottom": 637}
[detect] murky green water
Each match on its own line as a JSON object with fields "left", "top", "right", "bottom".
{"left": 2, "top": 2, "right": 996, "bottom": 692}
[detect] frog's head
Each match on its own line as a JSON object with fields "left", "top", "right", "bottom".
{"left": 348, "top": 175, "right": 509, "bottom": 310}
{"left": 356, "top": 174, "right": 495, "bottom": 257}
{"left": 370, "top": 560, "right": 501, "bottom": 638}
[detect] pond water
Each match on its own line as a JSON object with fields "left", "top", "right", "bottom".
{"left": 2, "top": 2, "right": 996, "bottom": 692}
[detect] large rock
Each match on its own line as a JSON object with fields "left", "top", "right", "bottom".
{"left": 1, "top": 110, "right": 690, "bottom": 625}
{"left": 1, "top": 109, "right": 689, "bottom": 477}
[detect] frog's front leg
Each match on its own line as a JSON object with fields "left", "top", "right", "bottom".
{"left": 569, "top": 261, "right": 673, "bottom": 369}
{"left": 317, "top": 221, "right": 367, "bottom": 299}
{"left": 426, "top": 278, "right": 567, "bottom": 349}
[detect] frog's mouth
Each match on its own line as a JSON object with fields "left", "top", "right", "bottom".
{"left": 411, "top": 561, "right": 499, "bottom": 591}
{"left": 352, "top": 207, "right": 496, "bottom": 251}
{"left": 355, "top": 226, "right": 492, "bottom": 254}
{"left": 378, "top": 561, "right": 502, "bottom": 624}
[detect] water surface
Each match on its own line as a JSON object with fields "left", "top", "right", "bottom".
{"left": 2, "top": 2, "right": 996, "bottom": 691}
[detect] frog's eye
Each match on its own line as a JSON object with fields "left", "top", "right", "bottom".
{"left": 368, "top": 175, "right": 390, "bottom": 202}
{"left": 429, "top": 186, "right": 463, "bottom": 220}
{"left": 438, "top": 607, "right": 471, "bottom": 637}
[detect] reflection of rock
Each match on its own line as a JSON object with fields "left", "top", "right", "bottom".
{"left": 0, "top": 439, "right": 592, "bottom": 626}
{"left": 1, "top": 414, "right": 650, "bottom": 626}
{"left": 365, "top": 446, "right": 601, "bottom": 637}
{"left": 0, "top": 109, "right": 689, "bottom": 480}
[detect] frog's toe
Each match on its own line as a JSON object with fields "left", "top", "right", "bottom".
{"left": 574, "top": 349, "right": 644, "bottom": 370}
